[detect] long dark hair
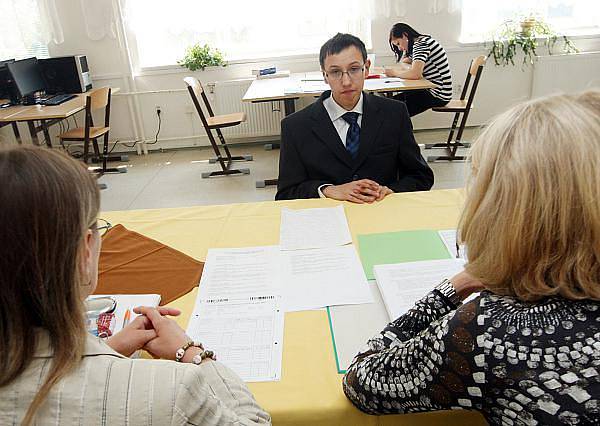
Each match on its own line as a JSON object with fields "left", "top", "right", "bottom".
{"left": 389, "top": 23, "right": 426, "bottom": 62}
{"left": 0, "top": 146, "right": 100, "bottom": 424}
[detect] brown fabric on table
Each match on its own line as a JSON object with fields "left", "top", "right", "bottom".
{"left": 94, "top": 224, "right": 204, "bottom": 304}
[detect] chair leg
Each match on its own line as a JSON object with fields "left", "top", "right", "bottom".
{"left": 207, "top": 128, "right": 253, "bottom": 164}
{"left": 201, "top": 130, "right": 250, "bottom": 178}
{"left": 96, "top": 134, "right": 127, "bottom": 174}
{"left": 83, "top": 137, "right": 90, "bottom": 164}
{"left": 424, "top": 112, "right": 465, "bottom": 149}
{"left": 426, "top": 110, "right": 471, "bottom": 162}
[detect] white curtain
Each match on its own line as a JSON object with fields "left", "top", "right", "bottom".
{"left": 429, "top": 0, "right": 462, "bottom": 14}
{"left": 0, "top": 0, "right": 64, "bottom": 59}
{"left": 80, "top": 0, "right": 117, "bottom": 40}
{"left": 125, "top": 0, "right": 374, "bottom": 67}
{"left": 368, "top": 0, "right": 408, "bottom": 18}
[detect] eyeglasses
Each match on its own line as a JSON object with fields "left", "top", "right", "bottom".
{"left": 325, "top": 65, "right": 365, "bottom": 81}
{"left": 94, "top": 218, "right": 112, "bottom": 236}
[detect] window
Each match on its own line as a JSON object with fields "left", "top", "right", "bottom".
{"left": 125, "top": 0, "right": 371, "bottom": 68}
{"left": 460, "top": 0, "right": 600, "bottom": 43}
{"left": 0, "top": 0, "right": 56, "bottom": 60}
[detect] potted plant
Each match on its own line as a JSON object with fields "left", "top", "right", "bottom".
{"left": 178, "top": 43, "right": 227, "bottom": 71}
{"left": 488, "top": 16, "right": 578, "bottom": 67}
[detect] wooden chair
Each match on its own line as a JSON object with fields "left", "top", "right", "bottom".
{"left": 184, "top": 77, "right": 252, "bottom": 178}
{"left": 425, "top": 55, "right": 487, "bottom": 162}
{"left": 58, "top": 87, "right": 125, "bottom": 174}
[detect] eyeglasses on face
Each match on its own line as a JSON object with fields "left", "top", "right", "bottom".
{"left": 94, "top": 218, "right": 112, "bottom": 235}
{"left": 325, "top": 65, "right": 365, "bottom": 81}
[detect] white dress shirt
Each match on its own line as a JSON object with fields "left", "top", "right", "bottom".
{"left": 318, "top": 93, "right": 364, "bottom": 197}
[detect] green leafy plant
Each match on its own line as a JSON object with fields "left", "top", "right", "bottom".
{"left": 488, "top": 17, "right": 578, "bottom": 67}
{"left": 178, "top": 43, "right": 226, "bottom": 71}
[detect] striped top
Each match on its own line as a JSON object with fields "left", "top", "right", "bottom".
{"left": 0, "top": 332, "right": 271, "bottom": 425}
{"left": 409, "top": 36, "right": 452, "bottom": 101}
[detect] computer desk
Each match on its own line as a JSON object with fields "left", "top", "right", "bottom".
{"left": 242, "top": 72, "right": 436, "bottom": 188}
{"left": 102, "top": 189, "right": 487, "bottom": 426}
{"left": 0, "top": 87, "right": 120, "bottom": 148}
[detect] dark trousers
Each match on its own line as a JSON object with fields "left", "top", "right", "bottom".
{"left": 393, "top": 90, "right": 449, "bottom": 117}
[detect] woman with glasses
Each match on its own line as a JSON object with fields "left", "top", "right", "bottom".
{"left": 385, "top": 23, "right": 452, "bottom": 116}
{"left": 343, "top": 90, "right": 600, "bottom": 424}
{"left": 0, "top": 146, "right": 270, "bottom": 425}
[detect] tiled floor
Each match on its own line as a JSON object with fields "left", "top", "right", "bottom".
{"left": 98, "top": 128, "right": 476, "bottom": 212}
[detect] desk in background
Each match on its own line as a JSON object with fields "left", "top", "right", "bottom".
{"left": 242, "top": 72, "right": 436, "bottom": 187}
{"left": 103, "top": 189, "right": 487, "bottom": 426}
{"left": 0, "top": 87, "right": 120, "bottom": 148}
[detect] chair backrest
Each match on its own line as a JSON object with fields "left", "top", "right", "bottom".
{"left": 184, "top": 77, "right": 215, "bottom": 129}
{"left": 458, "top": 55, "right": 487, "bottom": 109}
{"left": 84, "top": 87, "right": 112, "bottom": 136}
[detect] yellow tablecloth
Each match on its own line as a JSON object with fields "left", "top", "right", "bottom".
{"left": 103, "top": 189, "right": 487, "bottom": 425}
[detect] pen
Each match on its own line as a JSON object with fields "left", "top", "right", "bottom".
{"left": 122, "top": 307, "right": 131, "bottom": 328}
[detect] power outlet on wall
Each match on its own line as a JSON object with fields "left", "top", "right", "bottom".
{"left": 155, "top": 105, "right": 162, "bottom": 115}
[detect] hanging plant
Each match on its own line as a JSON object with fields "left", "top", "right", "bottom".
{"left": 487, "top": 16, "right": 578, "bottom": 68}
{"left": 178, "top": 43, "right": 227, "bottom": 71}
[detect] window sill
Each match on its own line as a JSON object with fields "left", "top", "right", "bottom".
{"left": 458, "top": 30, "right": 600, "bottom": 47}
{"left": 135, "top": 52, "right": 325, "bottom": 77}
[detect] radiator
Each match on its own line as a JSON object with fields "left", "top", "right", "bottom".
{"left": 209, "top": 79, "right": 284, "bottom": 139}
{"left": 531, "top": 51, "right": 600, "bottom": 98}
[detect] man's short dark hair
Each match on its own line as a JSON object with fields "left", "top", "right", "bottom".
{"left": 319, "top": 33, "right": 367, "bottom": 69}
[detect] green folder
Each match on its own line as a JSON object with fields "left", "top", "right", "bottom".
{"left": 357, "top": 230, "right": 451, "bottom": 280}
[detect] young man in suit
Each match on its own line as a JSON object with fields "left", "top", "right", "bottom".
{"left": 275, "top": 33, "right": 434, "bottom": 203}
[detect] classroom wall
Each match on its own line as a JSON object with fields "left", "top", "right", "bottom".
{"left": 2, "top": 1, "right": 599, "bottom": 150}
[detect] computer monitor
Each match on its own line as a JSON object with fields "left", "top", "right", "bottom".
{"left": 7, "top": 57, "right": 46, "bottom": 101}
{"left": 0, "top": 59, "right": 15, "bottom": 101}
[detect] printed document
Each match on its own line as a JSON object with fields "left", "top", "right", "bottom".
{"left": 374, "top": 258, "right": 466, "bottom": 320}
{"left": 197, "top": 246, "right": 281, "bottom": 301}
{"left": 281, "top": 245, "right": 372, "bottom": 312}
{"left": 438, "top": 229, "right": 468, "bottom": 260}
{"left": 187, "top": 296, "right": 284, "bottom": 382}
{"left": 280, "top": 205, "right": 352, "bottom": 250}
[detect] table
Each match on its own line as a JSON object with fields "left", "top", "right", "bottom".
{"left": 102, "top": 189, "right": 487, "bottom": 426}
{"left": 0, "top": 87, "right": 121, "bottom": 150}
{"left": 242, "top": 72, "right": 437, "bottom": 188}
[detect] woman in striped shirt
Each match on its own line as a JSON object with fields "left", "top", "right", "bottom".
{"left": 385, "top": 23, "right": 452, "bottom": 116}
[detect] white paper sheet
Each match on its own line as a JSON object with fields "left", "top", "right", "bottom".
{"left": 438, "top": 229, "right": 468, "bottom": 260}
{"left": 281, "top": 245, "right": 373, "bottom": 312}
{"left": 280, "top": 205, "right": 352, "bottom": 250}
{"left": 374, "top": 258, "right": 466, "bottom": 320}
{"left": 187, "top": 296, "right": 284, "bottom": 382}
{"left": 197, "top": 246, "right": 281, "bottom": 301}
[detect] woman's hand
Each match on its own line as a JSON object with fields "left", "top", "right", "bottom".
{"left": 106, "top": 315, "right": 157, "bottom": 357}
{"left": 450, "top": 270, "right": 485, "bottom": 301}
{"left": 384, "top": 67, "right": 398, "bottom": 77}
{"left": 133, "top": 306, "right": 189, "bottom": 360}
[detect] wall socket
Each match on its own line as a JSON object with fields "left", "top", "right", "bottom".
{"left": 155, "top": 105, "right": 162, "bottom": 114}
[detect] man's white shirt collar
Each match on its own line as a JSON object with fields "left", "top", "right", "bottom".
{"left": 323, "top": 92, "right": 363, "bottom": 122}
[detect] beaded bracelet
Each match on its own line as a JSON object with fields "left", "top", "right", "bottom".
{"left": 191, "top": 349, "right": 217, "bottom": 365}
{"left": 175, "top": 340, "right": 204, "bottom": 362}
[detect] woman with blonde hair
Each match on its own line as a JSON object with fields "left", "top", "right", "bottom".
{"left": 0, "top": 146, "right": 270, "bottom": 425}
{"left": 343, "top": 90, "right": 600, "bottom": 424}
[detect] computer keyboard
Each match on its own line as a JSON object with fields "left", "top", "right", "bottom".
{"left": 41, "top": 94, "right": 77, "bottom": 106}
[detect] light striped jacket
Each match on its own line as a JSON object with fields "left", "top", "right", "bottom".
{"left": 0, "top": 333, "right": 271, "bottom": 425}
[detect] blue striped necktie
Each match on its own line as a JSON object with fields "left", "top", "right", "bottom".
{"left": 342, "top": 112, "right": 360, "bottom": 160}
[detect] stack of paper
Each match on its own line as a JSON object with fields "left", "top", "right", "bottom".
{"left": 373, "top": 258, "right": 465, "bottom": 320}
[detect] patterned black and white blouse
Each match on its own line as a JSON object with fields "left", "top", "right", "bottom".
{"left": 343, "top": 290, "right": 600, "bottom": 425}
{"left": 409, "top": 35, "right": 452, "bottom": 101}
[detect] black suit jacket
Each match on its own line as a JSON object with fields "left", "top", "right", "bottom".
{"left": 275, "top": 91, "right": 434, "bottom": 200}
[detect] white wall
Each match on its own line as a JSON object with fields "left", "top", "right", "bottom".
{"left": 2, "top": 1, "right": 599, "bottom": 149}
